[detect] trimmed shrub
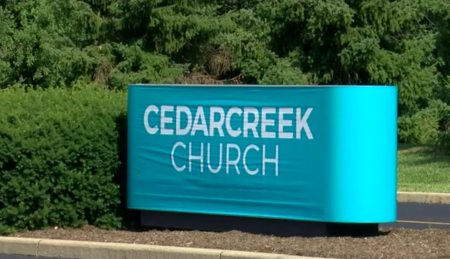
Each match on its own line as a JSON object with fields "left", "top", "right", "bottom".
{"left": 0, "top": 86, "right": 127, "bottom": 233}
{"left": 433, "top": 100, "right": 450, "bottom": 153}
{"left": 397, "top": 108, "right": 440, "bottom": 145}
{"left": 398, "top": 99, "right": 450, "bottom": 148}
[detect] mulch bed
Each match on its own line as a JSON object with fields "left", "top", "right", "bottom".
{"left": 8, "top": 226, "right": 450, "bottom": 259}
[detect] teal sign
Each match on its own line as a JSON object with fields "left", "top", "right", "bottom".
{"left": 127, "top": 85, "right": 397, "bottom": 223}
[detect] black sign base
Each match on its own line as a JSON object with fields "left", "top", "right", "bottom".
{"left": 140, "top": 210, "right": 380, "bottom": 237}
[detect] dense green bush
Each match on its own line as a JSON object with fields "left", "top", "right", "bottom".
{"left": 0, "top": 86, "right": 127, "bottom": 233}
{"left": 3, "top": 0, "right": 450, "bottom": 145}
{"left": 2, "top": 0, "right": 450, "bottom": 233}
{"left": 433, "top": 100, "right": 450, "bottom": 153}
{"left": 397, "top": 109, "right": 440, "bottom": 145}
{"left": 397, "top": 99, "right": 450, "bottom": 147}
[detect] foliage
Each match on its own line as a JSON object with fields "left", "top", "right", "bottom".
{"left": 0, "top": 86, "right": 127, "bottom": 233}
{"left": 0, "top": 1, "right": 450, "bottom": 113}
{"left": 398, "top": 109, "right": 440, "bottom": 145}
{"left": 3, "top": 0, "right": 450, "bottom": 231}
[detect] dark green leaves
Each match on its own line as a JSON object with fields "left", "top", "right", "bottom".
{"left": 0, "top": 87, "right": 126, "bottom": 233}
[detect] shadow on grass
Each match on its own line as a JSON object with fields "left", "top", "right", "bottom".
{"left": 398, "top": 143, "right": 421, "bottom": 151}
{"left": 409, "top": 155, "right": 450, "bottom": 167}
{"left": 400, "top": 147, "right": 450, "bottom": 166}
{"left": 398, "top": 142, "right": 450, "bottom": 167}
{"left": 397, "top": 143, "right": 436, "bottom": 153}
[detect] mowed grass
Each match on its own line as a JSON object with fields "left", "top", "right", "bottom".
{"left": 398, "top": 143, "right": 450, "bottom": 193}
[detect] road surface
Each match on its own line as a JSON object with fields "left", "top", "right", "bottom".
{"left": 382, "top": 201, "right": 450, "bottom": 230}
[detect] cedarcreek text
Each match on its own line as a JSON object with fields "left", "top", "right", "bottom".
{"left": 143, "top": 105, "right": 314, "bottom": 176}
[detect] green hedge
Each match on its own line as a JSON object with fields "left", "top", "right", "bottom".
{"left": 397, "top": 99, "right": 450, "bottom": 147}
{"left": 0, "top": 86, "right": 127, "bottom": 233}
{"left": 3, "top": 85, "right": 450, "bottom": 234}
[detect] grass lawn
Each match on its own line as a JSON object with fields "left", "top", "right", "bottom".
{"left": 398, "top": 143, "right": 450, "bottom": 193}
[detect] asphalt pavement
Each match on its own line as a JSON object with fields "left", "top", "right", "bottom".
{"left": 381, "top": 201, "right": 450, "bottom": 230}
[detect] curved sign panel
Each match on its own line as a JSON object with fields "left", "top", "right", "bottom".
{"left": 127, "top": 85, "right": 397, "bottom": 223}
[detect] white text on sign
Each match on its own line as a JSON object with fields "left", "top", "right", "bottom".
{"left": 143, "top": 105, "right": 314, "bottom": 176}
